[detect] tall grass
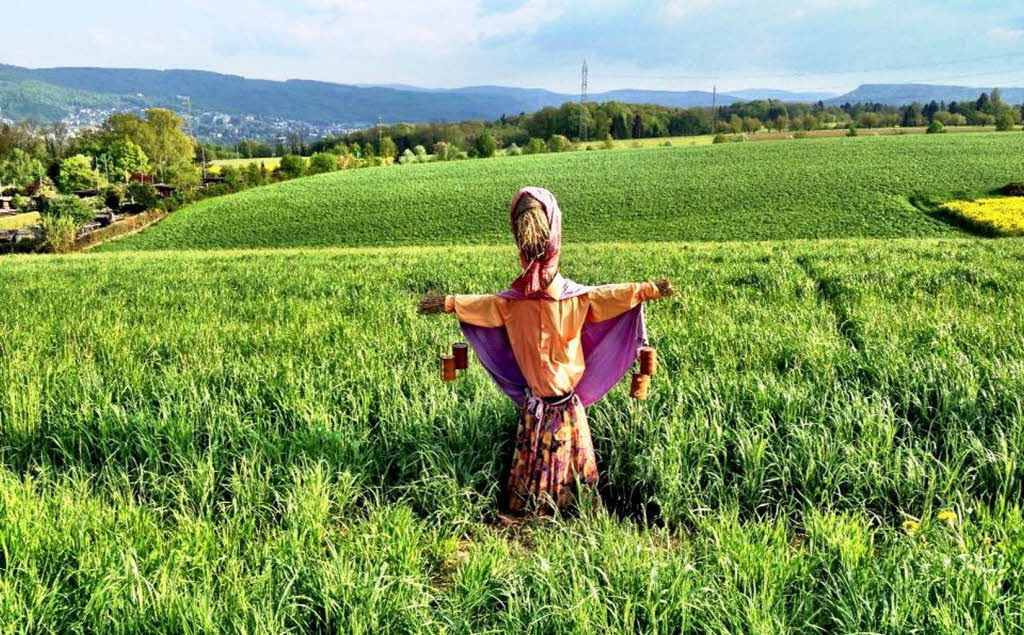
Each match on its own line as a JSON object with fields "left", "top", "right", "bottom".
{"left": 3, "top": 238, "right": 1024, "bottom": 630}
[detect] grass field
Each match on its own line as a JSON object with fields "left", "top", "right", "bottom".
{"left": 3, "top": 237, "right": 1024, "bottom": 630}
{"left": 0, "top": 212, "right": 40, "bottom": 230}
{"left": 103, "top": 133, "right": 1024, "bottom": 252}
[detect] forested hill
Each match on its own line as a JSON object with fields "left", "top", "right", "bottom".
{"left": 830, "top": 83, "right": 1024, "bottom": 105}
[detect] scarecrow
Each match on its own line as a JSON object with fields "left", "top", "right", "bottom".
{"left": 418, "top": 187, "right": 673, "bottom": 515}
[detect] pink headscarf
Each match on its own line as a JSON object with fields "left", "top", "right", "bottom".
{"left": 508, "top": 187, "right": 563, "bottom": 297}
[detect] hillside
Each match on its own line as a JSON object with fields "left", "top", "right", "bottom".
{"left": 831, "top": 83, "right": 1024, "bottom": 105}
{"left": 100, "top": 133, "right": 1024, "bottom": 253}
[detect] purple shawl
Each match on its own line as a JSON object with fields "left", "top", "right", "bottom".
{"left": 459, "top": 277, "right": 647, "bottom": 408}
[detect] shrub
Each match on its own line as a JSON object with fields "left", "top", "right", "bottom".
{"left": 846, "top": 124, "right": 858, "bottom": 137}
{"left": 433, "top": 142, "right": 458, "bottom": 161}
{"left": 11, "top": 193, "right": 31, "bottom": 211}
{"left": 661, "top": 141, "right": 673, "bottom": 147}
{"left": 1003, "top": 183, "right": 1024, "bottom": 197}
{"left": 103, "top": 185, "right": 125, "bottom": 210}
{"left": 525, "top": 138, "right": 547, "bottom": 155}
{"left": 996, "top": 112, "right": 1016, "bottom": 132}
{"left": 793, "top": 132, "right": 808, "bottom": 139}
{"left": 474, "top": 135, "right": 497, "bottom": 158}
{"left": 926, "top": 120, "right": 946, "bottom": 134}
{"left": 602, "top": 134, "right": 615, "bottom": 150}
{"left": 730, "top": 134, "right": 748, "bottom": 143}
{"left": 398, "top": 149, "right": 416, "bottom": 165}
{"left": 712, "top": 134, "right": 729, "bottom": 144}
{"left": 40, "top": 214, "right": 78, "bottom": 253}
{"left": 41, "top": 195, "right": 95, "bottom": 225}
{"left": 548, "top": 135, "right": 570, "bottom": 153}
{"left": 277, "top": 155, "right": 306, "bottom": 179}
{"left": 413, "top": 145, "right": 429, "bottom": 163}
{"left": 308, "top": 153, "right": 338, "bottom": 175}
{"left": 505, "top": 143, "right": 522, "bottom": 157}
{"left": 126, "top": 182, "right": 160, "bottom": 211}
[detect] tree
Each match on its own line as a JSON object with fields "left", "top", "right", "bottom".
{"left": 857, "top": 112, "right": 881, "bottom": 129}
{"left": 126, "top": 182, "right": 160, "bottom": 210}
{"left": 926, "top": 120, "right": 945, "bottom": 134}
{"left": 976, "top": 92, "right": 991, "bottom": 114}
{"left": 308, "top": 152, "right": 338, "bottom": 174}
{"left": 773, "top": 115, "right": 789, "bottom": 132}
{"left": 474, "top": 134, "right": 496, "bottom": 158}
{"left": 0, "top": 148, "right": 44, "bottom": 189}
{"left": 42, "top": 194, "right": 95, "bottom": 225}
{"left": 996, "top": 112, "right": 1016, "bottom": 132}
{"left": 547, "top": 135, "right": 570, "bottom": 152}
{"left": 144, "top": 109, "right": 195, "bottom": 182}
{"left": 379, "top": 136, "right": 397, "bottom": 161}
{"left": 57, "top": 155, "right": 103, "bottom": 193}
{"left": 97, "top": 140, "right": 149, "bottom": 182}
{"left": 277, "top": 155, "right": 306, "bottom": 179}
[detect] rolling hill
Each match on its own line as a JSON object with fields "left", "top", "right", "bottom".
{"left": 99, "top": 132, "right": 1024, "bottom": 253}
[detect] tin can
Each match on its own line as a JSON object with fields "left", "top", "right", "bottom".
{"left": 452, "top": 343, "right": 469, "bottom": 370}
{"left": 630, "top": 373, "right": 650, "bottom": 400}
{"left": 639, "top": 347, "right": 658, "bottom": 376}
{"left": 441, "top": 355, "right": 457, "bottom": 382}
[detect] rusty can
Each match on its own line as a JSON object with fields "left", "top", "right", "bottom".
{"left": 441, "top": 355, "right": 457, "bottom": 382}
{"left": 452, "top": 343, "right": 469, "bottom": 370}
{"left": 639, "top": 347, "right": 658, "bottom": 376}
{"left": 630, "top": 373, "right": 650, "bottom": 400}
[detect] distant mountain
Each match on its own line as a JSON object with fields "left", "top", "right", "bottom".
{"left": 830, "top": 83, "right": 1024, "bottom": 105}
{"left": 726, "top": 88, "right": 838, "bottom": 102}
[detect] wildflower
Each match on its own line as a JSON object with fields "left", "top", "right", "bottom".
{"left": 937, "top": 510, "right": 957, "bottom": 524}
{"left": 902, "top": 520, "right": 920, "bottom": 534}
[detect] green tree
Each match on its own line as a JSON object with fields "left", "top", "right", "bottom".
{"left": 144, "top": 109, "right": 194, "bottom": 181}
{"left": 97, "top": 140, "right": 149, "bottom": 182}
{"left": 58, "top": 155, "right": 104, "bottom": 193}
{"left": 547, "top": 134, "right": 570, "bottom": 152}
{"left": 525, "top": 138, "right": 547, "bottom": 154}
{"left": 379, "top": 136, "right": 397, "bottom": 161}
{"left": 474, "top": 134, "right": 497, "bottom": 158}
{"left": 42, "top": 194, "right": 95, "bottom": 225}
{"left": 126, "top": 182, "right": 160, "bottom": 210}
{"left": 0, "top": 148, "right": 45, "bottom": 189}
{"left": 996, "top": 112, "right": 1016, "bottom": 132}
{"left": 308, "top": 152, "right": 338, "bottom": 174}
{"left": 277, "top": 155, "right": 306, "bottom": 179}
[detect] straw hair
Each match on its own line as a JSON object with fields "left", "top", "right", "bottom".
{"left": 417, "top": 292, "right": 447, "bottom": 314}
{"left": 513, "top": 197, "right": 549, "bottom": 261}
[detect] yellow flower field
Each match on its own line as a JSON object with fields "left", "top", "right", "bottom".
{"left": 942, "top": 197, "right": 1024, "bottom": 236}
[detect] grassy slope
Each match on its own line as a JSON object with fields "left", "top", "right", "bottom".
{"left": 4, "top": 238, "right": 1024, "bottom": 630}
{"left": 103, "top": 133, "right": 1024, "bottom": 252}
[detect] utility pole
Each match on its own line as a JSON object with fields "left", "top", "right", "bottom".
{"left": 711, "top": 85, "right": 717, "bottom": 135}
{"left": 377, "top": 114, "right": 383, "bottom": 145}
{"left": 579, "top": 59, "right": 589, "bottom": 141}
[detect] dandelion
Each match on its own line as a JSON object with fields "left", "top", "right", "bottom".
{"left": 902, "top": 520, "right": 920, "bottom": 534}
{"left": 937, "top": 510, "right": 957, "bottom": 522}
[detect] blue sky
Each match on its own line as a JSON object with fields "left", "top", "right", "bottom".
{"left": 4, "top": 1, "right": 1023, "bottom": 94}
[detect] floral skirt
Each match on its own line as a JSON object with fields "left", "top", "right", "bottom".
{"left": 505, "top": 394, "right": 599, "bottom": 514}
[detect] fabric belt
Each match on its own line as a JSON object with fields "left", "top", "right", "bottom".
{"left": 524, "top": 389, "right": 576, "bottom": 432}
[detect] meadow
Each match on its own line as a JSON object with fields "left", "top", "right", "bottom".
{"left": 102, "top": 133, "right": 1024, "bottom": 252}
{"left": 3, "top": 237, "right": 1024, "bottom": 631}
{"left": 0, "top": 212, "right": 40, "bottom": 231}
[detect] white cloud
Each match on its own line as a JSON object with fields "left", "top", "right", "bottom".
{"left": 989, "top": 26, "right": 1024, "bottom": 45}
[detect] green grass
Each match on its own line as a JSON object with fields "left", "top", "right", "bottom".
{"left": 102, "top": 133, "right": 1024, "bottom": 252}
{"left": 4, "top": 237, "right": 1024, "bottom": 630}
{"left": 0, "top": 212, "right": 40, "bottom": 230}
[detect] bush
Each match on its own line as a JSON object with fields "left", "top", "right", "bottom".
{"left": 996, "top": 112, "right": 1016, "bottom": 132}
{"left": 730, "top": 134, "right": 748, "bottom": 143}
{"left": 525, "top": 138, "right": 547, "bottom": 155}
{"left": 433, "top": 142, "right": 459, "bottom": 161}
{"left": 793, "top": 132, "right": 808, "bottom": 139}
{"left": 103, "top": 185, "right": 125, "bottom": 210}
{"left": 413, "top": 145, "right": 429, "bottom": 163}
{"left": 926, "top": 120, "right": 946, "bottom": 134}
{"left": 846, "top": 124, "right": 858, "bottom": 137}
{"left": 277, "top": 155, "right": 306, "bottom": 180}
{"left": 548, "top": 135, "right": 570, "bottom": 153}
{"left": 398, "top": 149, "right": 416, "bottom": 165}
{"left": 126, "top": 182, "right": 160, "bottom": 211}
{"left": 11, "top": 193, "right": 31, "bottom": 211}
{"left": 661, "top": 141, "right": 673, "bottom": 147}
{"left": 41, "top": 195, "right": 95, "bottom": 225}
{"left": 40, "top": 214, "right": 78, "bottom": 253}
{"left": 1003, "top": 183, "right": 1024, "bottom": 197}
{"left": 505, "top": 143, "right": 522, "bottom": 157}
{"left": 474, "top": 135, "right": 497, "bottom": 158}
{"left": 308, "top": 153, "right": 338, "bottom": 175}
{"left": 602, "top": 134, "right": 615, "bottom": 150}
{"left": 712, "top": 134, "right": 729, "bottom": 144}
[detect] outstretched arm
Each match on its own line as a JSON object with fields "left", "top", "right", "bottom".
{"left": 416, "top": 292, "right": 506, "bottom": 327}
{"left": 587, "top": 277, "right": 675, "bottom": 322}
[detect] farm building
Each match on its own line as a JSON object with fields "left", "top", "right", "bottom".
{"left": 0, "top": 196, "right": 13, "bottom": 212}
{"left": 155, "top": 184, "right": 176, "bottom": 198}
